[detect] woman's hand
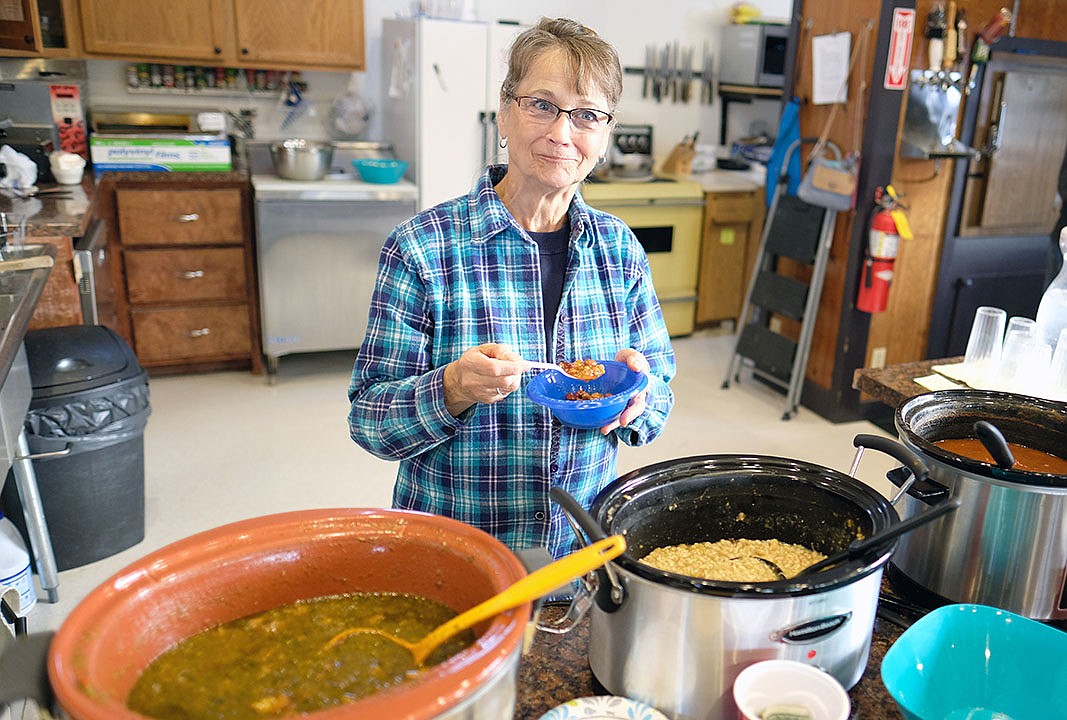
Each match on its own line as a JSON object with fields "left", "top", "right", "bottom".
{"left": 443, "top": 343, "right": 528, "bottom": 416}
{"left": 600, "top": 348, "right": 651, "bottom": 435}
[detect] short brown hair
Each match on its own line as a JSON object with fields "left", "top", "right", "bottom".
{"left": 500, "top": 17, "right": 623, "bottom": 113}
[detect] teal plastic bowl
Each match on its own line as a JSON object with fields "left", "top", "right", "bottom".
{"left": 352, "top": 158, "right": 408, "bottom": 183}
{"left": 525, "top": 360, "right": 648, "bottom": 430}
{"left": 881, "top": 603, "right": 1067, "bottom": 720}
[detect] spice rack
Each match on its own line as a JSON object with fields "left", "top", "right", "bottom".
{"left": 123, "top": 64, "right": 308, "bottom": 98}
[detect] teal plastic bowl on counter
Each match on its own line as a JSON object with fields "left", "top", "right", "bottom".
{"left": 352, "top": 158, "right": 408, "bottom": 183}
{"left": 525, "top": 360, "right": 647, "bottom": 430}
{"left": 880, "top": 603, "right": 1067, "bottom": 720}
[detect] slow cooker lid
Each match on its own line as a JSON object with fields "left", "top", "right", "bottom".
{"left": 591, "top": 454, "right": 899, "bottom": 597}
{"left": 896, "top": 390, "right": 1067, "bottom": 489}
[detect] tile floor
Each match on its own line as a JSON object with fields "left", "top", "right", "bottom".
{"left": 18, "top": 330, "right": 899, "bottom": 640}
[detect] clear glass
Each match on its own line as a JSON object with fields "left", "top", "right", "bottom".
{"left": 1051, "top": 327, "right": 1067, "bottom": 401}
{"left": 1005, "top": 316, "right": 1037, "bottom": 339}
{"left": 963, "top": 305, "right": 1006, "bottom": 384}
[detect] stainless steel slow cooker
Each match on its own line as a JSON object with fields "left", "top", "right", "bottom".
{"left": 892, "top": 390, "right": 1067, "bottom": 620}
{"left": 552, "top": 436, "right": 925, "bottom": 720}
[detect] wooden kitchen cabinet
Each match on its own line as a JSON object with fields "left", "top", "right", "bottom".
{"left": 100, "top": 178, "right": 263, "bottom": 374}
{"left": 0, "top": 0, "right": 82, "bottom": 56}
{"left": 78, "top": 0, "right": 364, "bottom": 70}
{"left": 696, "top": 188, "right": 765, "bottom": 326}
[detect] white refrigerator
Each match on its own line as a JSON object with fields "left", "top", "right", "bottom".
{"left": 382, "top": 17, "right": 526, "bottom": 211}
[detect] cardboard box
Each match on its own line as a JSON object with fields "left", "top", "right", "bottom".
{"left": 89, "top": 135, "right": 231, "bottom": 172}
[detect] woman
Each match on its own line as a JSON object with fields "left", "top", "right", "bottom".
{"left": 348, "top": 17, "right": 675, "bottom": 561}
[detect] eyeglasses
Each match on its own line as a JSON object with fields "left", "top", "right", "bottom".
{"left": 510, "top": 95, "right": 613, "bottom": 132}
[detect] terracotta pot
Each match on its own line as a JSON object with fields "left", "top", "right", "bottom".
{"left": 48, "top": 508, "right": 530, "bottom": 719}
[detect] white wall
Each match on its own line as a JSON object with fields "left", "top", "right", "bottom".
{"left": 86, "top": 0, "right": 793, "bottom": 161}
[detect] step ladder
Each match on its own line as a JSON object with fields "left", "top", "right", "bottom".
{"left": 721, "top": 166, "right": 838, "bottom": 420}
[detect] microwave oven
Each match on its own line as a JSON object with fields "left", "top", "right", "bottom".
{"left": 719, "top": 23, "right": 789, "bottom": 88}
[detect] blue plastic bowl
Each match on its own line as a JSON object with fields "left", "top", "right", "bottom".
{"left": 881, "top": 603, "right": 1067, "bottom": 720}
{"left": 525, "top": 360, "right": 648, "bottom": 430}
{"left": 352, "top": 158, "right": 408, "bottom": 184}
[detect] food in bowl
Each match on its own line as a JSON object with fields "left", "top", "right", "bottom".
{"left": 640, "top": 538, "right": 826, "bottom": 582}
{"left": 525, "top": 360, "right": 648, "bottom": 430}
{"left": 565, "top": 389, "right": 612, "bottom": 400}
{"left": 127, "top": 591, "right": 473, "bottom": 719}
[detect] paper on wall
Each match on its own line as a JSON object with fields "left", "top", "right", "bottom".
{"left": 812, "top": 32, "right": 851, "bottom": 105}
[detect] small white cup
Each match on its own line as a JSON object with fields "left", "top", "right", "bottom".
{"left": 49, "top": 151, "right": 86, "bottom": 185}
{"left": 733, "top": 660, "right": 850, "bottom": 720}
{"left": 963, "top": 306, "right": 1006, "bottom": 385}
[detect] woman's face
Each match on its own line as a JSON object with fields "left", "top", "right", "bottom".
{"left": 498, "top": 48, "right": 613, "bottom": 192}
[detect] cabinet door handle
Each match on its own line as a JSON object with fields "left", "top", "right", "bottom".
{"left": 179, "top": 270, "right": 205, "bottom": 279}
{"left": 187, "top": 327, "right": 211, "bottom": 338}
{"left": 176, "top": 213, "right": 200, "bottom": 223}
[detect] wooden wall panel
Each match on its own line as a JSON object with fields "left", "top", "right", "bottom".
{"left": 866, "top": 0, "right": 1064, "bottom": 370}
{"left": 797, "top": 0, "right": 1063, "bottom": 415}
{"left": 794, "top": 0, "right": 882, "bottom": 390}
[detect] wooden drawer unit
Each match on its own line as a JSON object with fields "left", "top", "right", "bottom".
{"left": 125, "top": 248, "right": 247, "bottom": 304}
{"left": 98, "top": 177, "right": 263, "bottom": 374}
{"left": 116, "top": 189, "right": 243, "bottom": 246}
{"left": 130, "top": 305, "right": 252, "bottom": 364}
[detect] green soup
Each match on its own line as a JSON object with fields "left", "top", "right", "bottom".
{"left": 126, "top": 592, "right": 473, "bottom": 720}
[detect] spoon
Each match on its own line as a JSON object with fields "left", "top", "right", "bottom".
{"left": 973, "top": 420, "right": 1016, "bottom": 469}
{"left": 322, "top": 534, "right": 625, "bottom": 665}
{"left": 523, "top": 361, "right": 602, "bottom": 380}
{"left": 793, "top": 498, "right": 961, "bottom": 578}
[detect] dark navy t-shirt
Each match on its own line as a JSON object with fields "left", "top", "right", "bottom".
{"left": 528, "top": 223, "right": 569, "bottom": 354}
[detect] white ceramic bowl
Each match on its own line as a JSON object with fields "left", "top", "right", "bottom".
{"left": 733, "top": 660, "right": 850, "bottom": 720}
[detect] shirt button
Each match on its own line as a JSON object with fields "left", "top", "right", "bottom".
{"left": 534, "top": 511, "right": 546, "bottom": 521}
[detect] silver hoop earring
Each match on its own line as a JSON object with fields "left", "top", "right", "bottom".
{"left": 499, "top": 137, "right": 508, "bottom": 149}
{"left": 597, "top": 155, "right": 607, "bottom": 165}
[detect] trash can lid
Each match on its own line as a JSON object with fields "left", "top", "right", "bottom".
{"left": 24, "top": 326, "right": 144, "bottom": 397}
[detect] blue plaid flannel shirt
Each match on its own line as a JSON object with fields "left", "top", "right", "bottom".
{"left": 348, "top": 165, "right": 675, "bottom": 560}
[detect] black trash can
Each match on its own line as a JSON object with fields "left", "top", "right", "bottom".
{"left": 1, "top": 326, "right": 150, "bottom": 571}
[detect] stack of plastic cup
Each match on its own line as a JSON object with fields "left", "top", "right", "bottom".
{"left": 963, "top": 306, "right": 1006, "bottom": 386}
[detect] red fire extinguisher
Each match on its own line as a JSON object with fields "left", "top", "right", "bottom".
{"left": 856, "top": 206, "right": 900, "bottom": 314}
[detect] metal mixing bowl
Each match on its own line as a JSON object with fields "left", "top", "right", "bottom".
{"left": 269, "top": 139, "right": 334, "bottom": 180}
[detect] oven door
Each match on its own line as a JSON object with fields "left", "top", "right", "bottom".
{"left": 585, "top": 197, "right": 704, "bottom": 337}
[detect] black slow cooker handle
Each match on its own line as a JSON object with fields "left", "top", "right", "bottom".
{"left": 549, "top": 487, "right": 626, "bottom": 613}
{"left": 853, "top": 434, "right": 930, "bottom": 485}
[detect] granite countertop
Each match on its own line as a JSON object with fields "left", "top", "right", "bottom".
{"left": 516, "top": 603, "right": 905, "bottom": 719}
{"left": 853, "top": 357, "right": 964, "bottom": 409}
{"left": 0, "top": 169, "right": 249, "bottom": 239}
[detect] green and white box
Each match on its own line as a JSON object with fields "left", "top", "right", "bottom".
{"left": 90, "top": 135, "right": 232, "bottom": 172}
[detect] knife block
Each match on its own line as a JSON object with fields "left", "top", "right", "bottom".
{"left": 660, "top": 141, "right": 695, "bottom": 175}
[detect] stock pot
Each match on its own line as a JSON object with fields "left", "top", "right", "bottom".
{"left": 553, "top": 436, "right": 925, "bottom": 720}
{"left": 892, "top": 390, "right": 1067, "bottom": 620}
{"left": 34, "top": 509, "right": 531, "bottom": 719}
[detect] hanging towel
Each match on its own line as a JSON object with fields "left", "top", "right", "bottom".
{"left": 765, "top": 96, "right": 803, "bottom": 207}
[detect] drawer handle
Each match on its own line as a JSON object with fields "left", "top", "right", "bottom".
{"left": 187, "top": 327, "right": 211, "bottom": 338}
{"left": 179, "top": 270, "right": 206, "bottom": 279}
{"left": 176, "top": 213, "right": 201, "bottom": 223}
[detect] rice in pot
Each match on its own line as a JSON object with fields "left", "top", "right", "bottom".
{"left": 640, "top": 539, "right": 826, "bottom": 582}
